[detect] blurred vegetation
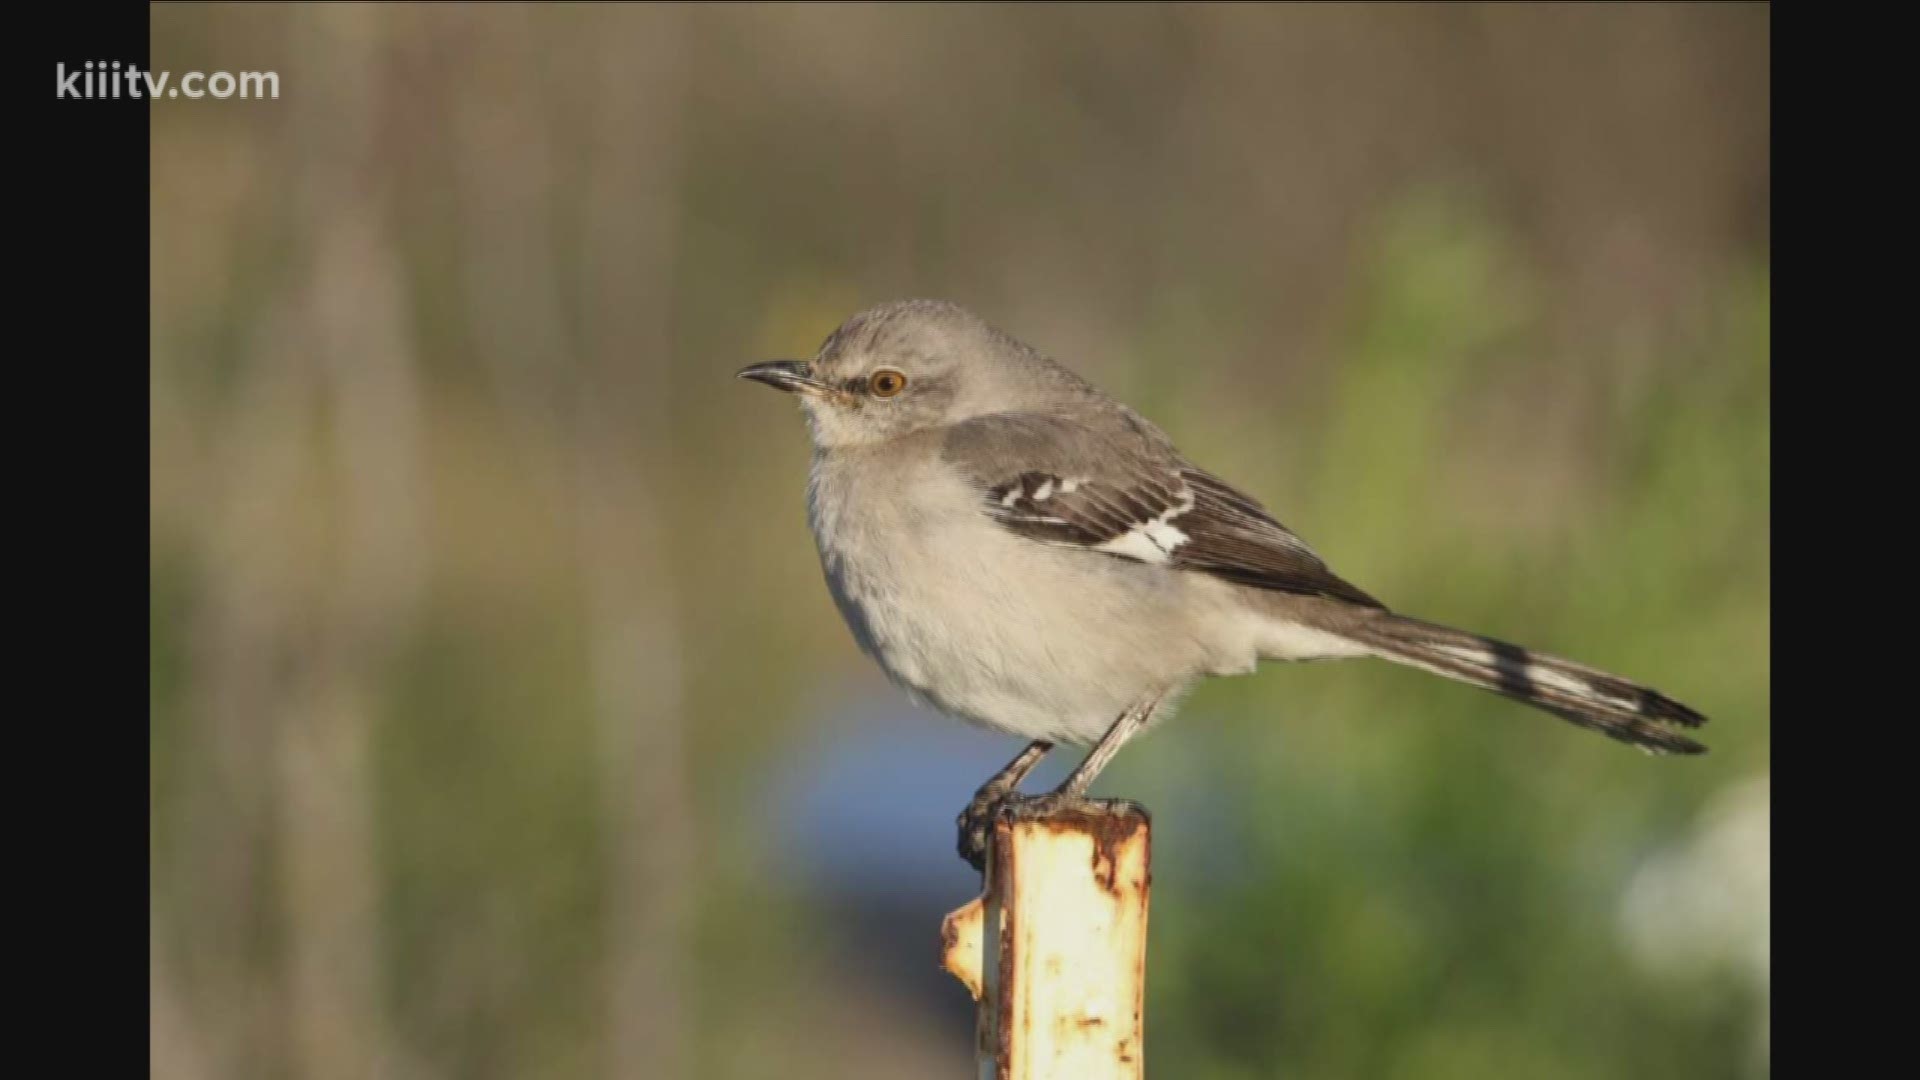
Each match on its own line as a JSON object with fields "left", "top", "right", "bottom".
{"left": 150, "top": 4, "right": 1768, "bottom": 1078}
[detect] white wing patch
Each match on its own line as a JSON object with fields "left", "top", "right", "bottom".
{"left": 1092, "top": 489, "right": 1195, "bottom": 564}
{"left": 983, "top": 468, "right": 1214, "bottom": 567}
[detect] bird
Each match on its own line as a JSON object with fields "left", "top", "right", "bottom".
{"left": 738, "top": 299, "right": 1706, "bottom": 869}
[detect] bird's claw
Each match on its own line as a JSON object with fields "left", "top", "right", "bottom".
{"left": 957, "top": 791, "right": 1096, "bottom": 872}
{"left": 956, "top": 788, "right": 1010, "bottom": 872}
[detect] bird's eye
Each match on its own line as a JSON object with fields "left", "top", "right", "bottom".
{"left": 869, "top": 369, "right": 908, "bottom": 398}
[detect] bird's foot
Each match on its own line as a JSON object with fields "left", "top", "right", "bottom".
{"left": 955, "top": 790, "right": 1149, "bottom": 873}
{"left": 956, "top": 785, "right": 1019, "bottom": 872}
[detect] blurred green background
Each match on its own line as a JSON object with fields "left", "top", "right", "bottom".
{"left": 148, "top": 4, "right": 1769, "bottom": 1078}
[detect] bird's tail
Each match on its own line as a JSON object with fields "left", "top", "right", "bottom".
{"left": 1345, "top": 614, "right": 1708, "bottom": 755}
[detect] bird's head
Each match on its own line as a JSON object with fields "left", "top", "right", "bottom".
{"left": 738, "top": 299, "right": 1088, "bottom": 448}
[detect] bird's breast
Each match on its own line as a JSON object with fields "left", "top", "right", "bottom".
{"left": 804, "top": 449, "right": 1228, "bottom": 744}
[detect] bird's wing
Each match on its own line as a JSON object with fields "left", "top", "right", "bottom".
{"left": 942, "top": 411, "right": 1384, "bottom": 608}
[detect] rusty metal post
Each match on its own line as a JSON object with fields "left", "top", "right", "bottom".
{"left": 941, "top": 798, "right": 1152, "bottom": 1079}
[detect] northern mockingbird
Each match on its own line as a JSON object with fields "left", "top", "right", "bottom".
{"left": 740, "top": 299, "right": 1706, "bottom": 869}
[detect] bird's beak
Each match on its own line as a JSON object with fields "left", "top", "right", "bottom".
{"left": 736, "top": 360, "right": 826, "bottom": 395}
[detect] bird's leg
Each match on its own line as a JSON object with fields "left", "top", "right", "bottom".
{"left": 1053, "top": 690, "right": 1165, "bottom": 798}
{"left": 956, "top": 740, "right": 1054, "bottom": 870}
{"left": 954, "top": 693, "right": 1168, "bottom": 870}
